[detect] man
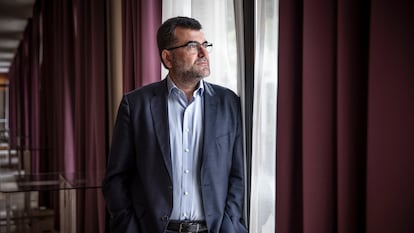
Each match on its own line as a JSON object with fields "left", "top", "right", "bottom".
{"left": 102, "top": 16, "right": 248, "bottom": 233}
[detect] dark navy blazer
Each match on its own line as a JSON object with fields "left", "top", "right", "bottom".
{"left": 102, "top": 79, "right": 248, "bottom": 233}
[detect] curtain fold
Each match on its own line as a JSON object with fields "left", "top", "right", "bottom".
{"left": 277, "top": 0, "right": 414, "bottom": 233}
{"left": 365, "top": 0, "right": 414, "bottom": 232}
{"left": 28, "top": 5, "right": 42, "bottom": 173}
{"left": 122, "top": 0, "right": 162, "bottom": 91}
{"left": 301, "top": 0, "right": 338, "bottom": 231}
{"left": 336, "top": 0, "right": 370, "bottom": 231}
{"left": 276, "top": 0, "right": 304, "bottom": 231}
{"left": 40, "top": 0, "right": 73, "bottom": 173}
{"left": 71, "top": 0, "right": 107, "bottom": 232}
{"left": 8, "top": 49, "right": 21, "bottom": 150}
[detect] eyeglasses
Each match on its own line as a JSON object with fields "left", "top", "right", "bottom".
{"left": 166, "top": 41, "right": 213, "bottom": 54}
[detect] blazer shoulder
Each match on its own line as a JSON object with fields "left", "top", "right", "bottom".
{"left": 204, "top": 81, "right": 239, "bottom": 99}
{"left": 124, "top": 79, "right": 168, "bottom": 100}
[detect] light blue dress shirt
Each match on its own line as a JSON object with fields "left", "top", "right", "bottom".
{"left": 167, "top": 76, "right": 205, "bottom": 221}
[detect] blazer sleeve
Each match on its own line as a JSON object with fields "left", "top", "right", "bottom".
{"left": 220, "top": 96, "right": 248, "bottom": 233}
{"left": 102, "top": 96, "right": 140, "bottom": 233}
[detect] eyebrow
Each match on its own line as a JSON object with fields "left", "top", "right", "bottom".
{"left": 186, "top": 40, "right": 208, "bottom": 44}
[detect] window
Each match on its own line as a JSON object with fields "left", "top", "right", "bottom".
{"left": 162, "top": 1, "right": 279, "bottom": 232}
{"left": 162, "top": 0, "right": 238, "bottom": 94}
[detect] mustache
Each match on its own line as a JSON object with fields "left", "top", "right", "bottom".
{"left": 195, "top": 58, "right": 208, "bottom": 64}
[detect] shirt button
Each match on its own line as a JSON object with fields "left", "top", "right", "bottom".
{"left": 184, "top": 192, "right": 189, "bottom": 195}
{"left": 185, "top": 128, "right": 190, "bottom": 132}
{"left": 184, "top": 148, "right": 189, "bottom": 152}
{"left": 184, "top": 170, "right": 189, "bottom": 174}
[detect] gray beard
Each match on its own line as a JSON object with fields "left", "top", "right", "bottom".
{"left": 177, "top": 69, "right": 208, "bottom": 80}
{"left": 172, "top": 58, "right": 210, "bottom": 82}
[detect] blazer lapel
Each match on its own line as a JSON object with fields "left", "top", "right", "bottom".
{"left": 150, "top": 80, "right": 173, "bottom": 180}
{"left": 202, "top": 82, "right": 218, "bottom": 165}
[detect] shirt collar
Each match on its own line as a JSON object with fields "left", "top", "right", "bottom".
{"left": 166, "top": 75, "right": 205, "bottom": 97}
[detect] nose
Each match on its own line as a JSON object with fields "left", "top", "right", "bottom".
{"left": 197, "top": 46, "right": 208, "bottom": 57}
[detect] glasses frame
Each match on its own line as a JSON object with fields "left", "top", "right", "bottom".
{"left": 166, "top": 41, "right": 213, "bottom": 53}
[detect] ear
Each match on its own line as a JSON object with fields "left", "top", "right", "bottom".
{"left": 161, "top": 50, "right": 173, "bottom": 69}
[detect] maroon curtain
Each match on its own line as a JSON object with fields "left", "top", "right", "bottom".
{"left": 8, "top": 27, "right": 29, "bottom": 152}
{"left": 40, "top": 0, "right": 75, "bottom": 173}
{"left": 71, "top": 0, "right": 107, "bottom": 232}
{"left": 122, "top": 0, "right": 162, "bottom": 91}
{"left": 8, "top": 18, "right": 40, "bottom": 170}
{"left": 28, "top": 7, "right": 42, "bottom": 173}
{"left": 8, "top": 51, "right": 21, "bottom": 150}
{"left": 365, "top": 1, "right": 414, "bottom": 232}
{"left": 39, "top": 0, "right": 107, "bottom": 231}
{"left": 8, "top": 50, "right": 19, "bottom": 149}
{"left": 277, "top": 0, "right": 414, "bottom": 233}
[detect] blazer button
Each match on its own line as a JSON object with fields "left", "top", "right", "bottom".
{"left": 161, "top": 215, "right": 169, "bottom": 222}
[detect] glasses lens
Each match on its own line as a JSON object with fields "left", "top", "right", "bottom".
{"left": 182, "top": 42, "right": 213, "bottom": 54}
{"left": 187, "top": 42, "right": 198, "bottom": 50}
{"left": 203, "top": 43, "right": 213, "bottom": 53}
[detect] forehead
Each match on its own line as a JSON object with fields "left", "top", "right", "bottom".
{"left": 174, "top": 27, "right": 205, "bottom": 43}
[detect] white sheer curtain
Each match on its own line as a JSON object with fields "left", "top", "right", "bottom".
{"left": 249, "top": 0, "right": 279, "bottom": 232}
{"left": 162, "top": 0, "right": 239, "bottom": 94}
